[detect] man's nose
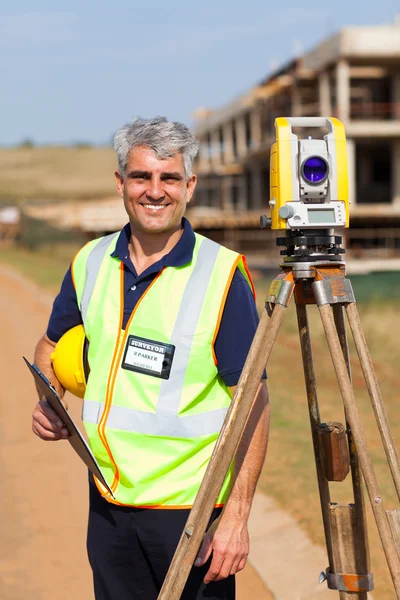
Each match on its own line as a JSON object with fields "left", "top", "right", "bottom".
{"left": 146, "top": 178, "right": 165, "bottom": 201}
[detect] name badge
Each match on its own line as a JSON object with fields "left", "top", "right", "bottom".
{"left": 121, "top": 335, "right": 175, "bottom": 380}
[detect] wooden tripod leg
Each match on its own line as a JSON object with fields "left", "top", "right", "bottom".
{"left": 333, "top": 305, "right": 370, "bottom": 599}
{"left": 298, "top": 303, "right": 368, "bottom": 599}
{"left": 157, "top": 302, "right": 288, "bottom": 600}
{"left": 319, "top": 303, "right": 400, "bottom": 598}
{"left": 296, "top": 304, "right": 335, "bottom": 566}
{"left": 345, "top": 302, "right": 400, "bottom": 502}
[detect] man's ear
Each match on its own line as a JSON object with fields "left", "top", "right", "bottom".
{"left": 186, "top": 174, "right": 197, "bottom": 204}
{"left": 115, "top": 171, "right": 124, "bottom": 198}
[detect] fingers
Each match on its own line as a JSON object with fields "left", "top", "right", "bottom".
{"left": 32, "top": 401, "right": 69, "bottom": 441}
{"left": 194, "top": 533, "right": 213, "bottom": 567}
{"left": 230, "top": 555, "right": 247, "bottom": 576}
{"left": 237, "top": 556, "right": 247, "bottom": 573}
{"left": 204, "top": 552, "right": 226, "bottom": 584}
{"left": 203, "top": 547, "right": 248, "bottom": 583}
{"left": 37, "top": 400, "right": 61, "bottom": 425}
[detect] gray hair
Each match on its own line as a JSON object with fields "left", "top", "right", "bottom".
{"left": 113, "top": 116, "right": 199, "bottom": 179}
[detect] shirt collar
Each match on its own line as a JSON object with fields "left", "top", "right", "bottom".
{"left": 110, "top": 217, "right": 195, "bottom": 268}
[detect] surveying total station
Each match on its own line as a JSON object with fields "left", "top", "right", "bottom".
{"left": 157, "top": 117, "right": 400, "bottom": 600}
{"left": 262, "top": 116, "right": 349, "bottom": 263}
{"left": 269, "top": 117, "right": 349, "bottom": 230}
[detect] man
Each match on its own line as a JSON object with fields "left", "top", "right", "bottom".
{"left": 32, "top": 116, "right": 269, "bottom": 600}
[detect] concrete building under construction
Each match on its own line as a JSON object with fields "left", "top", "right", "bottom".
{"left": 191, "top": 22, "right": 400, "bottom": 268}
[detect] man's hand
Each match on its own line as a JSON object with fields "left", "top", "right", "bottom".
{"left": 194, "top": 511, "right": 249, "bottom": 583}
{"left": 32, "top": 399, "right": 70, "bottom": 441}
{"left": 32, "top": 333, "right": 68, "bottom": 441}
{"left": 193, "top": 382, "right": 269, "bottom": 584}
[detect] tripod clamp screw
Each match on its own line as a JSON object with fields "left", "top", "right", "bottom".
{"left": 375, "top": 496, "right": 382, "bottom": 503}
{"left": 319, "top": 571, "right": 328, "bottom": 584}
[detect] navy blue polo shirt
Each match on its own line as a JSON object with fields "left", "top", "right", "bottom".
{"left": 47, "top": 218, "right": 261, "bottom": 387}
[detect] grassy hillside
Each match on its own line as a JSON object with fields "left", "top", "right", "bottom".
{"left": 0, "top": 146, "right": 117, "bottom": 204}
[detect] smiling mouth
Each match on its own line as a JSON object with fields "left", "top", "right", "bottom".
{"left": 141, "top": 204, "right": 168, "bottom": 211}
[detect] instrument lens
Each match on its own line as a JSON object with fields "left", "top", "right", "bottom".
{"left": 302, "top": 157, "right": 328, "bottom": 184}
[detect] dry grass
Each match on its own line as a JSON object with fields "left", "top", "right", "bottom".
{"left": 0, "top": 147, "right": 117, "bottom": 203}
{"left": 0, "top": 243, "right": 82, "bottom": 294}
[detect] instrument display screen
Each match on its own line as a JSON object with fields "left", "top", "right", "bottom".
{"left": 307, "top": 208, "right": 336, "bottom": 224}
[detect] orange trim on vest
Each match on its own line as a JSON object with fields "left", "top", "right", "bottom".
{"left": 93, "top": 474, "right": 224, "bottom": 509}
{"left": 98, "top": 266, "right": 167, "bottom": 498}
{"left": 211, "top": 255, "right": 241, "bottom": 366}
{"left": 97, "top": 263, "right": 125, "bottom": 495}
{"left": 241, "top": 255, "right": 256, "bottom": 300}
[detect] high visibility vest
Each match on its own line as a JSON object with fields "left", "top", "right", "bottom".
{"left": 72, "top": 231, "right": 254, "bottom": 507}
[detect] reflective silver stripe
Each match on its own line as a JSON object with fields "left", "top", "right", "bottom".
{"left": 82, "top": 399, "right": 104, "bottom": 424}
{"left": 157, "top": 237, "right": 220, "bottom": 417}
{"left": 80, "top": 232, "right": 119, "bottom": 325}
{"left": 82, "top": 237, "right": 230, "bottom": 438}
{"left": 83, "top": 400, "right": 228, "bottom": 438}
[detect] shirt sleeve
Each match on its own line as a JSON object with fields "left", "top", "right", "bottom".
{"left": 214, "top": 267, "right": 266, "bottom": 387}
{"left": 46, "top": 265, "right": 83, "bottom": 343}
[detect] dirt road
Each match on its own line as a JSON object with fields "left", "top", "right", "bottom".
{"left": 0, "top": 267, "right": 273, "bottom": 600}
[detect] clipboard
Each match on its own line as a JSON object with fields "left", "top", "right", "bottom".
{"left": 24, "top": 357, "right": 114, "bottom": 498}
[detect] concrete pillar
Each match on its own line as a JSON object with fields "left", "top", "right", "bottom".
{"left": 221, "top": 176, "right": 233, "bottom": 211}
{"left": 250, "top": 163, "right": 263, "bottom": 210}
{"left": 212, "top": 176, "right": 222, "bottom": 209}
{"left": 196, "top": 186, "right": 207, "bottom": 207}
{"left": 236, "top": 175, "right": 247, "bottom": 210}
{"left": 235, "top": 115, "right": 247, "bottom": 158}
{"left": 319, "top": 71, "right": 332, "bottom": 116}
{"left": 336, "top": 60, "right": 350, "bottom": 122}
{"left": 291, "top": 84, "right": 302, "bottom": 117}
{"left": 250, "top": 106, "right": 262, "bottom": 151}
{"left": 197, "top": 137, "right": 211, "bottom": 173}
{"left": 223, "top": 121, "right": 234, "bottom": 163}
{"left": 346, "top": 138, "right": 356, "bottom": 206}
{"left": 392, "top": 140, "right": 400, "bottom": 207}
{"left": 210, "top": 129, "right": 221, "bottom": 170}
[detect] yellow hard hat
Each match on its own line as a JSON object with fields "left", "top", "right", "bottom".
{"left": 50, "top": 325, "right": 90, "bottom": 398}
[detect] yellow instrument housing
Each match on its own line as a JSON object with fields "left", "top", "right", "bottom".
{"left": 269, "top": 117, "right": 349, "bottom": 230}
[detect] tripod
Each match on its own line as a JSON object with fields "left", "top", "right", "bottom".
{"left": 158, "top": 230, "right": 400, "bottom": 600}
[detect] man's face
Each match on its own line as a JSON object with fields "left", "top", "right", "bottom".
{"left": 115, "top": 146, "right": 197, "bottom": 235}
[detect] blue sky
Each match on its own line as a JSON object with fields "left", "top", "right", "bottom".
{"left": 1, "top": 0, "right": 399, "bottom": 145}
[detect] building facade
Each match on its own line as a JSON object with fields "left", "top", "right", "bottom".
{"left": 191, "top": 23, "right": 400, "bottom": 267}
